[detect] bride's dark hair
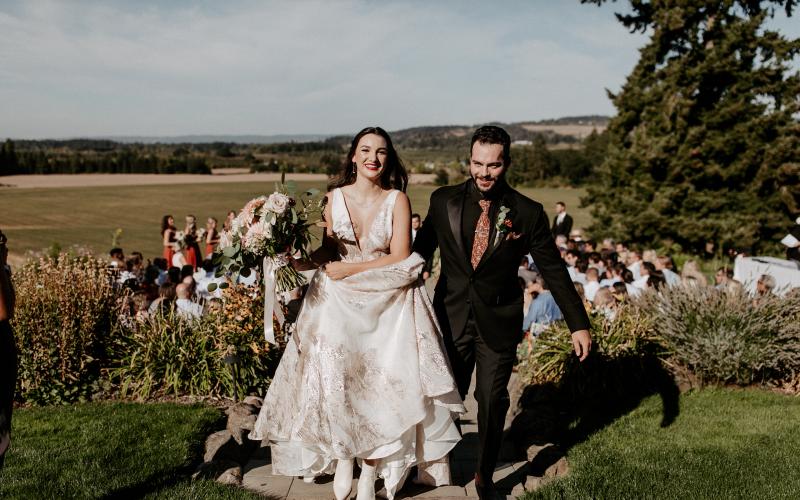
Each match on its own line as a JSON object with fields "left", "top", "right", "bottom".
{"left": 328, "top": 126, "right": 408, "bottom": 192}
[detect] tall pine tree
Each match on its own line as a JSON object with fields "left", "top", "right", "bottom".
{"left": 583, "top": 0, "right": 799, "bottom": 254}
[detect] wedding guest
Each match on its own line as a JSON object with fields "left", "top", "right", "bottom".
{"left": 148, "top": 283, "right": 176, "bottom": 315}
{"left": 551, "top": 201, "right": 573, "bottom": 237}
{"left": 0, "top": 230, "right": 17, "bottom": 469}
{"left": 167, "top": 266, "right": 182, "bottom": 286}
{"left": 756, "top": 274, "right": 776, "bottom": 297}
{"left": 109, "top": 247, "right": 125, "bottom": 268}
{"left": 518, "top": 256, "right": 538, "bottom": 284}
{"left": 593, "top": 287, "right": 616, "bottom": 320}
{"left": 681, "top": 260, "right": 708, "bottom": 287}
{"left": 573, "top": 281, "right": 592, "bottom": 312}
{"left": 184, "top": 215, "right": 201, "bottom": 270}
{"left": 522, "top": 278, "right": 535, "bottom": 316}
{"left": 180, "top": 265, "right": 195, "bottom": 283}
{"left": 411, "top": 213, "right": 422, "bottom": 242}
{"left": 647, "top": 270, "right": 667, "bottom": 290}
{"left": 205, "top": 217, "right": 220, "bottom": 258}
{"left": 626, "top": 250, "right": 644, "bottom": 280}
{"left": 633, "top": 261, "right": 656, "bottom": 290}
{"left": 584, "top": 267, "right": 601, "bottom": 302}
{"left": 161, "top": 215, "right": 177, "bottom": 264}
{"left": 223, "top": 210, "right": 236, "bottom": 232}
{"left": 171, "top": 241, "right": 189, "bottom": 269}
{"left": 142, "top": 265, "right": 161, "bottom": 303}
{"left": 715, "top": 266, "right": 734, "bottom": 290}
{"left": 195, "top": 259, "right": 222, "bottom": 301}
{"left": 655, "top": 256, "right": 681, "bottom": 286}
{"left": 153, "top": 258, "right": 169, "bottom": 286}
{"left": 523, "top": 276, "right": 563, "bottom": 335}
{"left": 612, "top": 281, "right": 629, "bottom": 303}
{"left": 175, "top": 283, "right": 203, "bottom": 319}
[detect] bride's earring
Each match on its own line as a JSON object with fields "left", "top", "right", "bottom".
{"left": 352, "top": 162, "right": 358, "bottom": 174}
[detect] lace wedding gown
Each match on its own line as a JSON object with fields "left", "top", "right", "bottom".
{"left": 250, "top": 188, "right": 465, "bottom": 494}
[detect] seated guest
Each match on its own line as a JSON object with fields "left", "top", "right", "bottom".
{"left": 517, "top": 256, "right": 538, "bottom": 284}
{"left": 149, "top": 284, "right": 176, "bottom": 315}
{"left": 756, "top": 274, "right": 776, "bottom": 298}
{"left": 141, "top": 265, "right": 161, "bottom": 303}
{"left": 626, "top": 250, "right": 644, "bottom": 280}
{"left": 109, "top": 247, "right": 125, "bottom": 268}
{"left": 564, "top": 249, "right": 581, "bottom": 281}
{"left": 167, "top": 266, "right": 182, "bottom": 286}
{"left": 175, "top": 283, "right": 203, "bottom": 319}
{"left": 612, "top": 281, "right": 629, "bottom": 303}
{"left": 656, "top": 255, "right": 681, "bottom": 286}
{"left": 715, "top": 266, "right": 734, "bottom": 290}
{"left": 522, "top": 276, "right": 563, "bottom": 335}
{"left": 600, "top": 263, "right": 626, "bottom": 288}
{"left": 634, "top": 262, "right": 656, "bottom": 290}
{"left": 584, "top": 267, "right": 601, "bottom": 302}
{"left": 153, "top": 258, "right": 169, "bottom": 286}
{"left": 681, "top": 260, "right": 708, "bottom": 287}
{"left": 573, "top": 281, "right": 592, "bottom": 313}
{"left": 195, "top": 259, "right": 223, "bottom": 301}
{"left": 522, "top": 278, "right": 535, "bottom": 316}
{"left": 593, "top": 286, "right": 617, "bottom": 320}
{"left": 180, "top": 265, "right": 195, "bottom": 283}
{"left": 573, "top": 258, "right": 588, "bottom": 285}
{"left": 647, "top": 270, "right": 667, "bottom": 290}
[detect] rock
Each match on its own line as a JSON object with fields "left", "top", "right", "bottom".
{"left": 193, "top": 459, "right": 240, "bottom": 481}
{"left": 204, "top": 430, "right": 234, "bottom": 463}
{"left": 227, "top": 403, "right": 258, "bottom": 445}
{"left": 216, "top": 465, "right": 243, "bottom": 485}
{"left": 243, "top": 396, "right": 263, "bottom": 408}
{"left": 523, "top": 444, "right": 569, "bottom": 491}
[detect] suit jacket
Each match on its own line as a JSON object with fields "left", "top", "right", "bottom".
{"left": 413, "top": 181, "right": 590, "bottom": 351}
{"left": 551, "top": 213, "right": 573, "bottom": 237}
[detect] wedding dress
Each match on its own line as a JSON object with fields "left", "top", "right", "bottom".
{"left": 250, "top": 188, "right": 465, "bottom": 495}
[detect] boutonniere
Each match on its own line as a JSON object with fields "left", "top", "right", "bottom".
{"left": 494, "top": 205, "right": 522, "bottom": 245}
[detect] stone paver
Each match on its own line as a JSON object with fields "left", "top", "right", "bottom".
{"left": 242, "top": 374, "right": 529, "bottom": 499}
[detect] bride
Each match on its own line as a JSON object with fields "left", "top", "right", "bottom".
{"left": 250, "top": 127, "right": 465, "bottom": 500}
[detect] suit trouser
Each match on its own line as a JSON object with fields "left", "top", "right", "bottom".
{"left": 444, "top": 315, "right": 517, "bottom": 482}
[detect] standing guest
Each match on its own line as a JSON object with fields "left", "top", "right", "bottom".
{"left": 204, "top": 217, "right": 220, "bottom": 258}
{"left": 551, "top": 201, "right": 573, "bottom": 237}
{"left": 161, "top": 215, "right": 177, "bottom": 264}
{"left": 184, "top": 214, "right": 202, "bottom": 270}
{"left": 223, "top": 210, "right": 236, "bottom": 232}
{"left": 0, "top": 230, "right": 17, "bottom": 469}
{"left": 411, "top": 213, "right": 422, "bottom": 242}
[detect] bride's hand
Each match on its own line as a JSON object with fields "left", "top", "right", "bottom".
{"left": 323, "top": 261, "right": 352, "bottom": 280}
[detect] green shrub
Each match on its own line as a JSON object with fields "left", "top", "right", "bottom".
{"left": 111, "top": 285, "right": 279, "bottom": 400}
{"left": 518, "top": 305, "right": 656, "bottom": 388}
{"left": 12, "top": 255, "right": 124, "bottom": 404}
{"left": 635, "top": 286, "right": 800, "bottom": 386}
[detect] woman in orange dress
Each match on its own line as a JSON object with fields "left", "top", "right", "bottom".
{"left": 161, "top": 215, "right": 177, "bottom": 263}
{"left": 204, "top": 217, "right": 220, "bottom": 259}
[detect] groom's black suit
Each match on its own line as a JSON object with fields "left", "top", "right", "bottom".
{"left": 413, "top": 179, "right": 589, "bottom": 482}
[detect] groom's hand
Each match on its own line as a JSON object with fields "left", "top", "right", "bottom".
{"left": 571, "top": 329, "right": 592, "bottom": 361}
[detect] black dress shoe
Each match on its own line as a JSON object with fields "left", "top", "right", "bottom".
{"left": 475, "top": 473, "right": 497, "bottom": 500}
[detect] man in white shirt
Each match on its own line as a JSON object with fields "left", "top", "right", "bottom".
{"left": 627, "top": 250, "right": 643, "bottom": 281}
{"left": 175, "top": 283, "right": 203, "bottom": 319}
{"left": 551, "top": 202, "right": 573, "bottom": 237}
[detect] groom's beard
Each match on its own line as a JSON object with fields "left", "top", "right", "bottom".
{"left": 470, "top": 174, "right": 507, "bottom": 198}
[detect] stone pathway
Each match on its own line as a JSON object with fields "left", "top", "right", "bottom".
{"left": 242, "top": 375, "right": 530, "bottom": 499}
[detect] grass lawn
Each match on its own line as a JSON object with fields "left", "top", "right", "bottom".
{"left": 0, "top": 402, "right": 262, "bottom": 499}
{"left": 0, "top": 180, "right": 588, "bottom": 262}
{"left": 526, "top": 388, "right": 800, "bottom": 499}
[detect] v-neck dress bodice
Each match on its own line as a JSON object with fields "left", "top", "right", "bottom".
{"left": 331, "top": 187, "right": 400, "bottom": 263}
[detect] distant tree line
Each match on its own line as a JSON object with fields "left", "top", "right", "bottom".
{"left": 0, "top": 139, "right": 211, "bottom": 176}
{"left": 506, "top": 130, "right": 608, "bottom": 187}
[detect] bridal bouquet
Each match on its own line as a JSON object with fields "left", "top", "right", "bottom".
{"left": 210, "top": 179, "right": 325, "bottom": 293}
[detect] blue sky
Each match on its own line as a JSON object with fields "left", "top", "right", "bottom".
{"left": 0, "top": 0, "right": 797, "bottom": 138}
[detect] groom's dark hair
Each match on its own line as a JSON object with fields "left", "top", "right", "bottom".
{"left": 471, "top": 125, "right": 512, "bottom": 167}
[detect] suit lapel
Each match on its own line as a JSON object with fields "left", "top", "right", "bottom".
{"left": 446, "top": 182, "right": 469, "bottom": 266}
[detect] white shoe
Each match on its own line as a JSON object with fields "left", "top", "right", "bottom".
{"left": 356, "top": 462, "right": 377, "bottom": 500}
{"left": 334, "top": 459, "right": 354, "bottom": 500}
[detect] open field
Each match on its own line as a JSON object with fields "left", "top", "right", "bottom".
{"left": 0, "top": 179, "right": 588, "bottom": 265}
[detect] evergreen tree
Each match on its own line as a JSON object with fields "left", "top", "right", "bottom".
{"left": 583, "top": 0, "right": 799, "bottom": 253}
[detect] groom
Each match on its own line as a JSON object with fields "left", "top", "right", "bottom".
{"left": 413, "top": 125, "right": 591, "bottom": 498}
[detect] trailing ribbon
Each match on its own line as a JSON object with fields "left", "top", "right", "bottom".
{"left": 263, "top": 255, "right": 288, "bottom": 344}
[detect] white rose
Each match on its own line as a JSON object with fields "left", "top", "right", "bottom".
{"left": 266, "top": 193, "right": 291, "bottom": 215}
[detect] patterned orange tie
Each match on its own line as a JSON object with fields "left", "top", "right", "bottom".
{"left": 471, "top": 199, "right": 492, "bottom": 269}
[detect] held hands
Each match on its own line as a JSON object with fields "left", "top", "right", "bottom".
{"left": 571, "top": 329, "right": 592, "bottom": 362}
{"left": 323, "top": 261, "right": 354, "bottom": 280}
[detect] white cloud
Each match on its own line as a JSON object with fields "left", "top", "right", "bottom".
{"left": 0, "top": 0, "right": 651, "bottom": 137}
